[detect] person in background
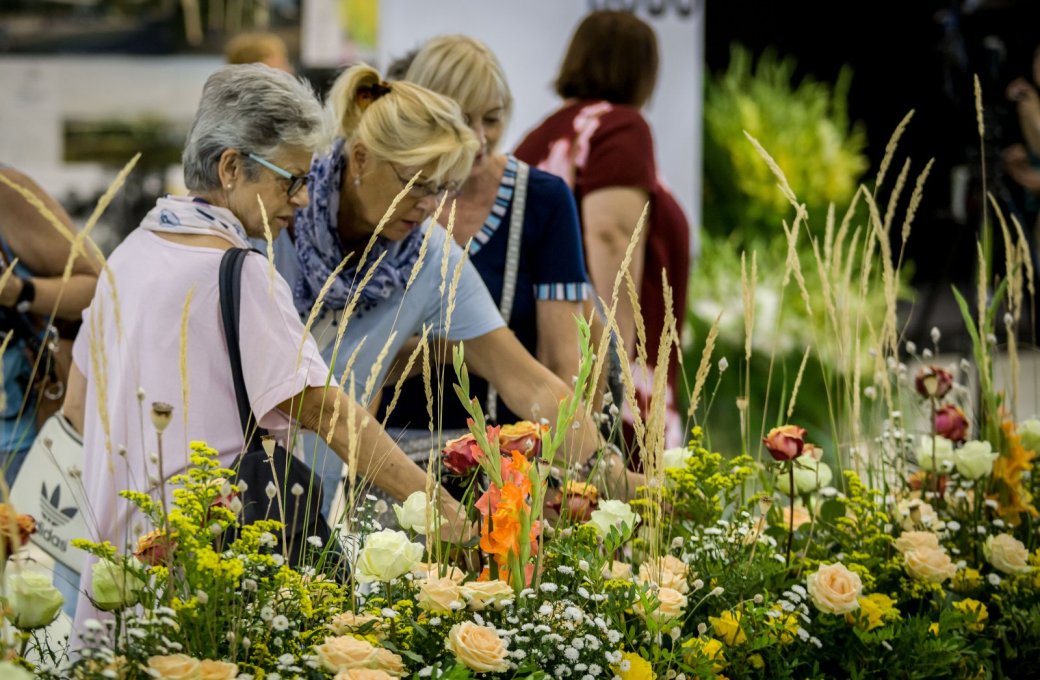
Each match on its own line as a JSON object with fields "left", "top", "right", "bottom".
{"left": 0, "top": 165, "right": 100, "bottom": 616}
{"left": 225, "top": 31, "right": 294, "bottom": 73}
{"left": 62, "top": 64, "right": 473, "bottom": 635}
{"left": 381, "top": 35, "right": 590, "bottom": 440}
{"left": 515, "top": 10, "right": 691, "bottom": 451}
{"left": 1004, "top": 45, "right": 1040, "bottom": 247}
{"left": 280, "top": 63, "right": 635, "bottom": 517}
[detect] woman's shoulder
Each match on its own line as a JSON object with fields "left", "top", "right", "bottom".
{"left": 524, "top": 165, "right": 576, "bottom": 204}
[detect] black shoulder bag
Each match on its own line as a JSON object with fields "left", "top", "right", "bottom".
{"left": 219, "top": 247, "right": 340, "bottom": 570}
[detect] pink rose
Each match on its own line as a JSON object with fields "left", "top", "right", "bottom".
{"left": 763, "top": 425, "right": 806, "bottom": 462}
{"left": 934, "top": 404, "right": 969, "bottom": 443}
{"left": 442, "top": 434, "right": 484, "bottom": 476}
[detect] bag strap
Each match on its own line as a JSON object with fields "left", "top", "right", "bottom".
{"left": 486, "top": 158, "right": 530, "bottom": 422}
{"left": 219, "top": 247, "right": 266, "bottom": 447}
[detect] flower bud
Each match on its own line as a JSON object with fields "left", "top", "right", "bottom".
{"left": 150, "top": 402, "right": 173, "bottom": 434}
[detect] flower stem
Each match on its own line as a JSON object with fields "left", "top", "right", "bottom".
{"left": 786, "top": 464, "right": 796, "bottom": 567}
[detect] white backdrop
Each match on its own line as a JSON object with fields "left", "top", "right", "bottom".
{"left": 378, "top": 0, "right": 703, "bottom": 249}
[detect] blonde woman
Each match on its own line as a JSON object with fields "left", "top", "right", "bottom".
{"left": 281, "top": 64, "right": 631, "bottom": 512}
{"left": 378, "top": 35, "right": 592, "bottom": 435}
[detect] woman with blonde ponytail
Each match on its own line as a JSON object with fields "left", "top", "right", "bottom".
{"left": 279, "top": 64, "right": 633, "bottom": 517}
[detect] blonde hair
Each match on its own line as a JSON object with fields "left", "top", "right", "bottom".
{"left": 405, "top": 35, "right": 513, "bottom": 150}
{"left": 327, "top": 63, "right": 478, "bottom": 185}
{"left": 225, "top": 32, "right": 288, "bottom": 65}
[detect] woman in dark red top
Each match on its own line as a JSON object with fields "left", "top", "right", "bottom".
{"left": 516, "top": 10, "right": 690, "bottom": 448}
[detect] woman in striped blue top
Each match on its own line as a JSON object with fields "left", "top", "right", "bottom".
{"left": 383, "top": 34, "right": 592, "bottom": 431}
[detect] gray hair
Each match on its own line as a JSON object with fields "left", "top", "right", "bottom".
{"left": 182, "top": 64, "right": 332, "bottom": 191}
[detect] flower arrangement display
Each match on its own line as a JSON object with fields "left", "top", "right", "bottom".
{"left": 0, "top": 82, "right": 1038, "bottom": 680}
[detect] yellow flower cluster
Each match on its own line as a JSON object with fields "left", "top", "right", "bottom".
{"left": 953, "top": 599, "right": 989, "bottom": 633}
{"left": 846, "top": 593, "right": 900, "bottom": 631}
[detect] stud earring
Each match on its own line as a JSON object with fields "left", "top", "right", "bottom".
{"left": 227, "top": 184, "right": 233, "bottom": 189}
{"left": 353, "top": 175, "right": 361, "bottom": 187}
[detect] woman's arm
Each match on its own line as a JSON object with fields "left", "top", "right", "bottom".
{"left": 0, "top": 168, "right": 101, "bottom": 319}
{"left": 535, "top": 299, "right": 584, "bottom": 383}
{"left": 282, "top": 385, "right": 472, "bottom": 539}
{"left": 581, "top": 186, "right": 649, "bottom": 356}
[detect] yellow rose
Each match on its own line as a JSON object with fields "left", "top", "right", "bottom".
{"left": 315, "top": 635, "right": 377, "bottom": 673}
{"left": 603, "top": 560, "right": 634, "bottom": 580}
{"left": 147, "top": 654, "right": 201, "bottom": 679}
{"left": 445, "top": 622, "right": 510, "bottom": 673}
{"left": 905, "top": 548, "right": 957, "bottom": 583}
{"left": 635, "top": 586, "right": 687, "bottom": 625}
{"left": 198, "top": 660, "right": 238, "bottom": 680}
{"left": 984, "top": 534, "right": 1033, "bottom": 574}
{"left": 371, "top": 648, "right": 405, "bottom": 677}
{"left": 418, "top": 577, "right": 463, "bottom": 614}
{"left": 710, "top": 609, "right": 747, "bottom": 646}
{"left": 613, "top": 650, "right": 655, "bottom": 680}
{"left": 355, "top": 530, "right": 423, "bottom": 583}
{"left": 334, "top": 671, "right": 394, "bottom": 680}
{"left": 412, "top": 561, "right": 466, "bottom": 583}
{"left": 328, "top": 611, "right": 383, "bottom": 639}
{"left": 893, "top": 531, "right": 940, "bottom": 555}
{"left": 806, "top": 562, "right": 862, "bottom": 614}
{"left": 461, "top": 579, "right": 514, "bottom": 611}
{"left": 637, "top": 555, "right": 690, "bottom": 593}
{"left": 952, "top": 598, "right": 988, "bottom": 633}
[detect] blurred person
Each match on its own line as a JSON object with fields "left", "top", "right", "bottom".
{"left": 516, "top": 10, "right": 691, "bottom": 450}
{"left": 225, "top": 31, "right": 294, "bottom": 73}
{"left": 0, "top": 165, "right": 100, "bottom": 616}
{"left": 279, "top": 63, "right": 636, "bottom": 516}
{"left": 381, "top": 34, "right": 591, "bottom": 436}
{"left": 1004, "top": 45, "right": 1040, "bottom": 236}
{"left": 62, "top": 64, "right": 472, "bottom": 634}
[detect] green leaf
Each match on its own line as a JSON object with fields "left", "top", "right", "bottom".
{"left": 820, "top": 499, "right": 845, "bottom": 523}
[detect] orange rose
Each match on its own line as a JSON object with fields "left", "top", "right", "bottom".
{"left": 499, "top": 421, "right": 548, "bottom": 459}
{"left": 763, "top": 425, "right": 806, "bottom": 462}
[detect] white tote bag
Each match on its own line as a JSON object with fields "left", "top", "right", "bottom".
{"left": 8, "top": 412, "right": 87, "bottom": 572}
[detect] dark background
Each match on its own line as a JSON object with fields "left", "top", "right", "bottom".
{"left": 705, "top": 0, "right": 1040, "bottom": 346}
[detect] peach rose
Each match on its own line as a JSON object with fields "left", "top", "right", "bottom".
{"left": 893, "top": 531, "right": 940, "bottom": 555}
{"left": 315, "top": 635, "right": 377, "bottom": 673}
{"left": 0, "top": 503, "right": 35, "bottom": 557}
{"left": 806, "top": 562, "right": 862, "bottom": 614}
{"left": 146, "top": 654, "right": 201, "bottom": 679}
{"left": 198, "top": 660, "right": 238, "bottom": 680}
{"left": 442, "top": 433, "right": 484, "bottom": 475}
{"left": 445, "top": 622, "right": 510, "bottom": 673}
{"left": 638, "top": 555, "right": 690, "bottom": 593}
{"left": 905, "top": 548, "right": 957, "bottom": 583}
{"left": 461, "top": 579, "right": 514, "bottom": 611}
{"left": 635, "top": 586, "right": 687, "bottom": 624}
{"left": 135, "top": 528, "right": 176, "bottom": 566}
{"left": 763, "top": 425, "right": 806, "bottom": 461}
{"left": 602, "top": 560, "right": 634, "bottom": 580}
{"left": 984, "top": 534, "right": 1033, "bottom": 574}
{"left": 328, "top": 612, "right": 383, "bottom": 639}
{"left": 334, "top": 671, "right": 394, "bottom": 680}
{"left": 412, "top": 562, "right": 466, "bottom": 584}
{"left": 371, "top": 648, "right": 405, "bottom": 677}
{"left": 773, "top": 504, "right": 812, "bottom": 530}
{"left": 418, "top": 577, "right": 463, "bottom": 614}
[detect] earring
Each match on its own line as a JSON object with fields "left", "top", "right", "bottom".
{"left": 353, "top": 175, "right": 361, "bottom": 187}
{"left": 226, "top": 184, "right": 233, "bottom": 189}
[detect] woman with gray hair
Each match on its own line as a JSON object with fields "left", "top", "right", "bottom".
{"left": 63, "top": 64, "right": 473, "bottom": 632}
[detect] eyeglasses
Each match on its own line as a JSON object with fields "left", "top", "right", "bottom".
{"left": 387, "top": 163, "right": 459, "bottom": 199}
{"left": 247, "top": 153, "right": 309, "bottom": 197}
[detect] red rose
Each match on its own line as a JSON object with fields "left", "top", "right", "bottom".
{"left": 914, "top": 366, "right": 954, "bottom": 399}
{"left": 934, "top": 404, "right": 969, "bottom": 442}
{"left": 763, "top": 425, "right": 806, "bottom": 462}
{"left": 443, "top": 433, "right": 484, "bottom": 475}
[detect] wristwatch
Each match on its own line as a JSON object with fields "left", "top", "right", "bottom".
{"left": 15, "top": 277, "right": 35, "bottom": 314}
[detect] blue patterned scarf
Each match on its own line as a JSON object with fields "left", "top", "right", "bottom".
{"left": 292, "top": 138, "right": 424, "bottom": 316}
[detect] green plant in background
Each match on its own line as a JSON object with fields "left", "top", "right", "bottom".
{"left": 689, "top": 44, "right": 897, "bottom": 458}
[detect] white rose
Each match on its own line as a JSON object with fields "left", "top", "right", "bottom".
{"left": 954, "top": 440, "right": 999, "bottom": 480}
{"left": 587, "top": 500, "right": 640, "bottom": 539}
{"left": 916, "top": 435, "right": 955, "bottom": 473}
{"left": 904, "top": 547, "right": 957, "bottom": 583}
{"left": 984, "top": 534, "right": 1033, "bottom": 574}
{"left": 661, "top": 447, "right": 693, "bottom": 470}
{"left": 781, "top": 454, "right": 833, "bottom": 494}
{"left": 355, "top": 530, "right": 424, "bottom": 583}
{"left": 806, "top": 562, "right": 862, "bottom": 615}
{"left": 393, "top": 491, "right": 442, "bottom": 535}
{"left": 1019, "top": 418, "right": 1040, "bottom": 453}
{"left": 5, "top": 570, "right": 64, "bottom": 629}
{"left": 92, "top": 558, "right": 146, "bottom": 611}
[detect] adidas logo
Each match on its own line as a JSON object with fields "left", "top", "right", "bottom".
{"left": 39, "top": 483, "right": 78, "bottom": 527}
